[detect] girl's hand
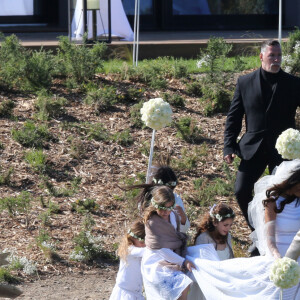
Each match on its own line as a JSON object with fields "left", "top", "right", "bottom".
{"left": 184, "top": 259, "right": 196, "bottom": 272}
{"left": 174, "top": 205, "right": 187, "bottom": 225}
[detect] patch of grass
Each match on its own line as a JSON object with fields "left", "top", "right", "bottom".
{"left": 11, "top": 121, "right": 52, "bottom": 148}
{"left": 25, "top": 149, "right": 47, "bottom": 173}
{"left": 112, "top": 129, "right": 133, "bottom": 146}
{"left": 175, "top": 117, "right": 202, "bottom": 143}
{"left": 71, "top": 198, "right": 99, "bottom": 214}
{"left": 34, "top": 91, "right": 67, "bottom": 120}
{"left": 0, "top": 167, "right": 14, "bottom": 186}
{"left": 0, "top": 99, "right": 15, "bottom": 117}
{"left": 0, "top": 267, "right": 20, "bottom": 284}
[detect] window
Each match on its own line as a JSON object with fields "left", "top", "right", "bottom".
{"left": 0, "top": 0, "right": 34, "bottom": 16}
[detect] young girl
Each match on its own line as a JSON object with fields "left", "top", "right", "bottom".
{"left": 109, "top": 220, "right": 146, "bottom": 300}
{"left": 194, "top": 203, "right": 235, "bottom": 260}
{"left": 125, "top": 163, "right": 190, "bottom": 233}
{"left": 141, "top": 186, "right": 194, "bottom": 300}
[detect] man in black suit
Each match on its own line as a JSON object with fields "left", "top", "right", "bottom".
{"left": 223, "top": 39, "right": 300, "bottom": 229}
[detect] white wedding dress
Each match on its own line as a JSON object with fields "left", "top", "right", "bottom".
{"left": 186, "top": 160, "right": 300, "bottom": 300}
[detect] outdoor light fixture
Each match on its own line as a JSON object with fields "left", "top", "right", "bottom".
{"left": 68, "top": 0, "right": 111, "bottom": 43}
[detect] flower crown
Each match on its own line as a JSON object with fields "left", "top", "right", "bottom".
{"left": 127, "top": 229, "right": 144, "bottom": 242}
{"left": 151, "top": 198, "right": 175, "bottom": 211}
{"left": 153, "top": 178, "right": 177, "bottom": 187}
{"left": 209, "top": 204, "right": 235, "bottom": 222}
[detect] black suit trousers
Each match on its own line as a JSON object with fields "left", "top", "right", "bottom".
{"left": 234, "top": 143, "right": 282, "bottom": 230}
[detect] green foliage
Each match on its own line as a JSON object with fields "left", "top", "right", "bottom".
{"left": 34, "top": 91, "right": 67, "bottom": 120}
{"left": 35, "top": 228, "right": 50, "bottom": 245}
{"left": 0, "top": 34, "right": 55, "bottom": 91}
{"left": 0, "top": 192, "right": 33, "bottom": 227}
{"left": 42, "top": 176, "right": 81, "bottom": 198}
{"left": 0, "top": 267, "right": 19, "bottom": 284}
{"left": 172, "top": 145, "right": 207, "bottom": 172}
{"left": 86, "top": 123, "right": 110, "bottom": 141}
{"left": 70, "top": 214, "right": 105, "bottom": 262}
{"left": 71, "top": 198, "right": 99, "bottom": 214}
{"left": 25, "top": 149, "right": 47, "bottom": 173}
{"left": 175, "top": 117, "right": 202, "bottom": 143}
{"left": 85, "top": 85, "right": 119, "bottom": 112}
{"left": 123, "top": 86, "right": 145, "bottom": 102}
{"left": 112, "top": 129, "right": 133, "bottom": 146}
{"left": 185, "top": 81, "right": 203, "bottom": 97}
{"left": 69, "top": 137, "right": 86, "bottom": 159}
{"left": 0, "top": 100, "right": 15, "bottom": 117}
{"left": 11, "top": 121, "right": 52, "bottom": 148}
{"left": 163, "top": 93, "right": 185, "bottom": 108}
{"left": 200, "top": 84, "right": 232, "bottom": 116}
{"left": 284, "top": 27, "right": 300, "bottom": 54}
{"left": 55, "top": 36, "right": 107, "bottom": 83}
{"left": 130, "top": 101, "right": 145, "bottom": 129}
{"left": 48, "top": 201, "right": 61, "bottom": 214}
{"left": 38, "top": 211, "right": 52, "bottom": 227}
{"left": 0, "top": 167, "right": 14, "bottom": 186}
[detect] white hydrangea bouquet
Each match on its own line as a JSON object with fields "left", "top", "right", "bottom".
{"left": 140, "top": 98, "right": 172, "bottom": 182}
{"left": 269, "top": 257, "right": 300, "bottom": 299}
{"left": 275, "top": 128, "right": 300, "bottom": 159}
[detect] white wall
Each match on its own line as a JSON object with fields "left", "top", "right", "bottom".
{"left": 0, "top": 0, "right": 34, "bottom": 16}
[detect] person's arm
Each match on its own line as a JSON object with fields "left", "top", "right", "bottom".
{"left": 174, "top": 193, "right": 190, "bottom": 233}
{"left": 128, "top": 246, "right": 145, "bottom": 258}
{"left": 223, "top": 79, "right": 245, "bottom": 162}
{"left": 264, "top": 201, "right": 281, "bottom": 258}
{"left": 285, "top": 230, "right": 300, "bottom": 261}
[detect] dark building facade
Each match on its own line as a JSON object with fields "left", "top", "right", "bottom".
{"left": 0, "top": 0, "right": 299, "bottom": 32}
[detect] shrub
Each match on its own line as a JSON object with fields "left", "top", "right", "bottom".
{"left": 0, "top": 100, "right": 15, "bottom": 117}
{"left": 34, "top": 91, "right": 67, "bottom": 120}
{"left": 55, "top": 36, "right": 107, "bottom": 83}
{"left": 11, "top": 121, "right": 52, "bottom": 148}
{"left": 0, "top": 167, "right": 14, "bottom": 186}
{"left": 284, "top": 27, "right": 300, "bottom": 54}
{"left": 112, "top": 129, "right": 133, "bottom": 146}
{"left": 200, "top": 85, "right": 232, "bottom": 116}
{"left": 185, "top": 81, "right": 203, "bottom": 97}
{"left": 25, "top": 149, "right": 47, "bottom": 173}
{"left": 130, "top": 101, "right": 145, "bottom": 128}
{"left": 0, "top": 268, "right": 20, "bottom": 284}
{"left": 84, "top": 85, "right": 118, "bottom": 112}
{"left": 0, "top": 191, "right": 33, "bottom": 227}
{"left": 71, "top": 198, "right": 99, "bottom": 214}
{"left": 163, "top": 93, "right": 185, "bottom": 108}
{"left": 86, "top": 123, "right": 110, "bottom": 141}
{"left": 175, "top": 117, "right": 202, "bottom": 143}
{"left": 123, "top": 86, "right": 145, "bottom": 102}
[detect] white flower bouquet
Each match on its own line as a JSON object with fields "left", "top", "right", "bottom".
{"left": 269, "top": 257, "right": 300, "bottom": 290}
{"left": 275, "top": 128, "right": 300, "bottom": 160}
{"left": 140, "top": 98, "right": 172, "bottom": 130}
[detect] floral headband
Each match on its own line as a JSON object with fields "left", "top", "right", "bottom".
{"left": 151, "top": 198, "right": 175, "bottom": 211}
{"left": 209, "top": 204, "right": 235, "bottom": 222}
{"left": 128, "top": 229, "right": 144, "bottom": 242}
{"left": 153, "top": 178, "right": 177, "bottom": 187}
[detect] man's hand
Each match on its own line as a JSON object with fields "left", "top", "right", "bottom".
{"left": 224, "top": 153, "right": 235, "bottom": 164}
{"left": 184, "top": 259, "right": 196, "bottom": 272}
{"left": 174, "top": 205, "right": 187, "bottom": 225}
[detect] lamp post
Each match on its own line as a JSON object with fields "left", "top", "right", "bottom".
{"left": 278, "top": 0, "right": 282, "bottom": 44}
{"left": 87, "top": 0, "right": 100, "bottom": 41}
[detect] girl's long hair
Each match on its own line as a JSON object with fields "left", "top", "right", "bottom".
{"left": 194, "top": 203, "right": 235, "bottom": 244}
{"left": 263, "top": 168, "right": 300, "bottom": 213}
{"left": 143, "top": 186, "right": 175, "bottom": 223}
{"left": 117, "top": 219, "right": 145, "bottom": 262}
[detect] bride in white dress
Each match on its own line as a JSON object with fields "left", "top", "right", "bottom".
{"left": 186, "top": 160, "right": 300, "bottom": 300}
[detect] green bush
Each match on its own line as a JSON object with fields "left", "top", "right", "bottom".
{"left": 11, "top": 121, "right": 52, "bottom": 148}
{"left": 123, "top": 86, "right": 145, "bottom": 102}
{"left": 86, "top": 123, "right": 110, "bottom": 141}
{"left": 0, "top": 268, "right": 20, "bottom": 284}
{"left": 175, "top": 117, "right": 202, "bottom": 143}
{"left": 0, "top": 167, "right": 14, "bottom": 186}
{"left": 34, "top": 91, "right": 67, "bottom": 120}
{"left": 163, "top": 93, "right": 185, "bottom": 108}
{"left": 55, "top": 36, "right": 107, "bottom": 83}
{"left": 200, "top": 85, "right": 232, "bottom": 116}
{"left": 112, "top": 129, "right": 133, "bottom": 146}
{"left": 185, "top": 81, "right": 203, "bottom": 97}
{"left": 284, "top": 27, "right": 300, "bottom": 54}
{"left": 25, "top": 149, "right": 47, "bottom": 173}
{"left": 0, "top": 100, "right": 15, "bottom": 117}
{"left": 85, "top": 85, "right": 118, "bottom": 112}
{"left": 130, "top": 101, "right": 145, "bottom": 128}
{"left": 71, "top": 198, "right": 99, "bottom": 214}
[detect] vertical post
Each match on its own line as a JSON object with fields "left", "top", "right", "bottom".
{"left": 83, "top": 0, "right": 87, "bottom": 36}
{"left": 278, "top": 0, "right": 282, "bottom": 44}
{"left": 92, "top": 9, "right": 97, "bottom": 41}
{"left": 108, "top": 0, "right": 112, "bottom": 43}
{"left": 68, "top": 0, "right": 71, "bottom": 41}
{"left": 133, "top": 0, "right": 140, "bottom": 67}
{"left": 146, "top": 129, "right": 156, "bottom": 183}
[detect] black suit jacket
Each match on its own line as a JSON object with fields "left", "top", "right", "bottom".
{"left": 224, "top": 68, "right": 300, "bottom": 160}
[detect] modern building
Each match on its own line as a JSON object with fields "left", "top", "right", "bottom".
{"left": 0, "top": 0, "right": 300, "bottom": 33}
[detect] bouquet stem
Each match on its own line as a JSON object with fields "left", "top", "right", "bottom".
{"left": 146, "top": 129, "right": 156, "bottom": 183}
{"left": 280, "top": 288, "right": 282, "bottom": 300}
